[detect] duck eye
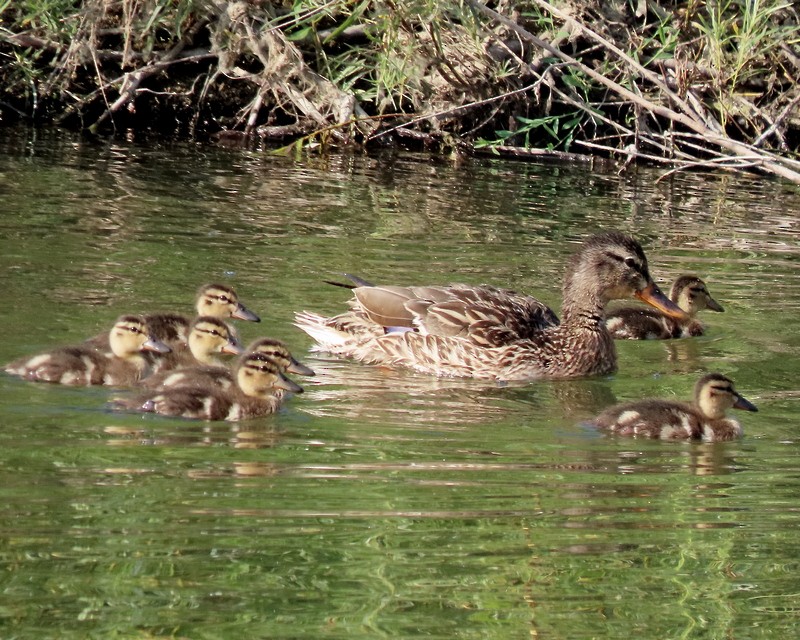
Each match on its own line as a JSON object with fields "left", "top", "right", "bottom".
{"left": 623, "top": 257, "right": 637, "bottom": 269}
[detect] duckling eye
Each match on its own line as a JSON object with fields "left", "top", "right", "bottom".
{"left": 623, "top": 257, "right": 637, "bottom": 269}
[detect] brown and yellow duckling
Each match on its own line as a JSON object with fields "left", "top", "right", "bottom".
{"left": 590, "top": 373, "right": 757, "bottom": 441}
{"left": 4, "top": 315, "right": 170, "bottom": 386}
{"left": 294, "top": 231, "right": 688, "bottom": 380}
{"left": 140, "top": 337, "right": 314, "bottom": 392}
{"left": 142, "top": 316, "right": 244, "bottom": 381}
{"left": 605, "top": 275, "right": 723, "bottom": 340}
{"left": 117, "top": 352, "right": 303, "bottom": 421}
{"left": 87, "top": 283, "right": 260, "bottom": 349}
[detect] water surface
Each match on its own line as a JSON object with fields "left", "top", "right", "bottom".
{"left": 1, "top": 128, "right": 799, "bottom": 638}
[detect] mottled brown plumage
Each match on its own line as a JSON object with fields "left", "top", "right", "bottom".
{"left": 4, "top": 315, "right": 170, "bottom": 386}
{"left": 605, "top": 275, "right": 723, "bottom": 339}
{"left": 590, "top": 373, "right": 757, "bottom": 441}
{"left": 294, "top": 232, "right": 688, "bottom": 380}
{"left": 116, "top": 352, "right": 304, "bottom": 421}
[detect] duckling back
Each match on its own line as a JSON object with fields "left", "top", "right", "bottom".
{"left": 590, "top": 373, "right": 756, "bottom": 441}
{"left": 117, "top": 351, "right": 304, "bottom": 421}
{"left": 4, "top": 315, "right": 170, "bottom": 386}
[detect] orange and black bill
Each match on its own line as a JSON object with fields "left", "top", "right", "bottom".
{"left": 635, "top": 282, "right": 690, "bottom": 320}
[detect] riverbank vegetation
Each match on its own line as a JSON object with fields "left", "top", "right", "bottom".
{"left": 1, "top": 1, "right": 799, "bottom": 182}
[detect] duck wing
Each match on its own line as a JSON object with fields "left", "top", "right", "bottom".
{"left": 351, "top": 283, "right": 559, "bottom": 347}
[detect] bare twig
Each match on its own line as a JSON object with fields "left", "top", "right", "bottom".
{"left": 464, "top": 0, "right": 800, "bottom": 183}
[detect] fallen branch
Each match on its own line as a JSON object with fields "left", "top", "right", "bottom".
{"left": 86, "top": 19, "right": 208, "bottom": 133}
{"left": 464, "top": 0, "right": 800, "bottom": 184}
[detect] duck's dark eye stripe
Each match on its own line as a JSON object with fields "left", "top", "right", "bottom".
{"left": 709, "top": 384, "right": 733, "bottom": 394}
{"left": 606, "top": 251, "right": 624, "bottom": 263}
{"left": 606, "top": 251, "right": 641, "bottom": 272}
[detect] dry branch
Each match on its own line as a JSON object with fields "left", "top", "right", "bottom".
{"left": 464, "top": 0, "right": 800, "bottom": 184}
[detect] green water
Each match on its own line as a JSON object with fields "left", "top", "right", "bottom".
{"left": 1, "top": 128, "right": 799, "bottom": 639}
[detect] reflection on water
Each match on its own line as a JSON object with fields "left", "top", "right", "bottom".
{"left": 1, "top": 127, "right": 800, "bottom": 638}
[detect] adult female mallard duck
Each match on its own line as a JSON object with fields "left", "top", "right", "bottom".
{"left": 604, "top": 275, "right": 724, "bottom": 339}
{"left": 117, "top": 352, "right": 304, "bottom": 421}
{"left": 589, "top": 372, "right": 757, "bottom": 441}
{"left": 294, "top": 231, "right": 688, "bottom": 380}
{"left": 140, "top": 337, "right": 314, "bottom": 391}
{"left": 86, "top": 283, "right": 260, "bottom": 349}
{"left": 143, "top": 316, "right": 244, "bottom": 379}
{"left": 4, "top": 315, "right": 170, "bottom": 386}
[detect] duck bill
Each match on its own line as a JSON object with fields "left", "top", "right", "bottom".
{"left": 706, "top": 297, "right": 725, "bottom": 313}
{"left": 142, "top": 337, "right": 172, "bottom": 354}
{"left": 287, "top": 358, "right": 315, "bottom": 376}
{"left": 734, "top": 394, "right": 758, "bottom": 412}
{"left": 233, "top": 304, "right": 261, "bottom": 322}
{"left": 222, "top": 341, "right": 245, "bottom": 356}
{"left": 276, "top": 372, "right": 304, "bottom": 394}
{"left": 635, "top": 282, "right": 690, "bottom": 321}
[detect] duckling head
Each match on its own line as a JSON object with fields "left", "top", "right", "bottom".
{"left": 671, "top": 275, "right": 724, "bottom": 315}
{"left": 562, "top": 232, "right": 689, "bottom": 320}
{"left": 236, "top": 352, "right": 304, "bottom": 398}
{"left": 109, "top": 315, "right": 171, "bottom": 359}
{"left": 196, "top": 283, "right": 261, "bottom": 322}
{"left": 247, "top": 337, "right": 316, "bottom": 376}
{"left": 188, "top": 316, "right": 244, "bottom": 364}
{"left": 695, "top": 372, "right": 758, "bottom": 419}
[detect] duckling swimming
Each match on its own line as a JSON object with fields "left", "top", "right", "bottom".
{"left": 294, "top": 231, "right": 688, "bottom": 380}
{"left": 86, "top": 283, "right": 260, "bottom": 349}
{"left": 147, "top": 316, "right": 244, "bottom": 376}
{"left": 140, "top": 337, "right": 313, "bottom": 391}
{"left": 590, "top": 372, "right": 757, "bottom": 441}
{"left": 4, "top": 315, "right": 170, "bottom": 386}
{"left": 605, "top": 275, "right": 723, "bottom": 339}
{"left": 117, "top": 352, "right": 303, "bottom": 421}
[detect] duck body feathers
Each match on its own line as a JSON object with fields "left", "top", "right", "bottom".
{"left": 296, "top": 232, "right": 687, "bottom": 380}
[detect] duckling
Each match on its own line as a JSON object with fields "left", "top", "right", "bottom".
{"left": 140, "top": 337, "right": 313, "bottom": 391}
{"left": 590, "top": 373, "right": 757, "bottom": 441}
{"left": 144, "top": 316, "right": 244, "bottom": 379}
{"left": 4, "top": 315, "right": 170, "bottom": 386}
{"left": 294, "top": 231, "right": 688, "bottom": 380}
{"left": 86, "top": 283, "right": 260, "bottom": 349}
{"left": 605, "top": 275, "right": 723, "bottom": 339}
{"left": 118, "top": 352, "right": 304, "bottom": 421}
